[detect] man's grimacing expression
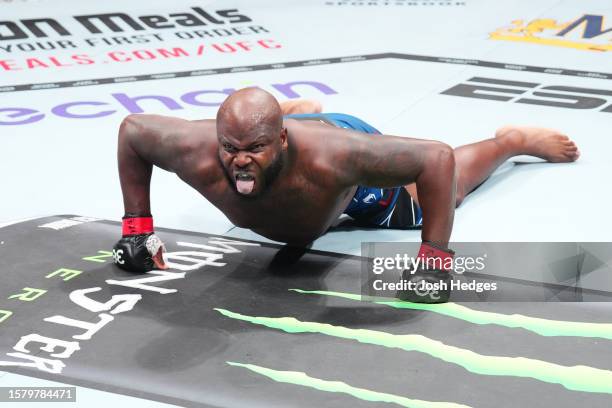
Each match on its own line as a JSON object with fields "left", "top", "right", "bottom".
{"left": 216, "top": 88, "right": 288, "bottom": 197}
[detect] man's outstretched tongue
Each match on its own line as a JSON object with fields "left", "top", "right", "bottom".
{"left": 237, "top": 179, "right": 255, "bottom": 194}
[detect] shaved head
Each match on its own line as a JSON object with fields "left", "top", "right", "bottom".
{"left": 217, "top": 88, "right": 283, "bottom": 137}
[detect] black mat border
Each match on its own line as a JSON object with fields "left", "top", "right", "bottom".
{"left": 1, "top": 52, "right": 611, "bottom": 94}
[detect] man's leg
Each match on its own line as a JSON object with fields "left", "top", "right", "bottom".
{"left": 405, "top": 126, "right": 580, "bottom": 207}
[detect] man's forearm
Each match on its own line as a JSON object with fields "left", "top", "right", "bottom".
{"left": 415, "top": 144, "right": 456, "bottom": 246}
{"left": 117, "top": 117, "right": 153, "bottom": 216}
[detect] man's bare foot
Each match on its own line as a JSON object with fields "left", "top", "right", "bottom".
{"left": 279, "top": 99, "right": 322, "bottom": 115}
{"left": 495, "top": 125, "right": 580, "bottom": 162}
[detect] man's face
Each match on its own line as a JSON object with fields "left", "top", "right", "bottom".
{"left": 218, "top": 126, "right": 287, "bottom": 198}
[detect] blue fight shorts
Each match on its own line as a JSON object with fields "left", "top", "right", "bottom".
{"left": 285, "top": 113, "right": 423, "bottom": 229}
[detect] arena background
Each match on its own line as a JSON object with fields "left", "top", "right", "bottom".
{"left": 1, "top": 1, "right": 611, "bottom": 407}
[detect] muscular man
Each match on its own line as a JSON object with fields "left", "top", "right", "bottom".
{"left": 113, "top": 87, "right": 579, "bottom": 302}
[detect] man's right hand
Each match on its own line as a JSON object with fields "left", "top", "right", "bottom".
{"left": 112, "top": 215, "right": 167, "bottom": 273}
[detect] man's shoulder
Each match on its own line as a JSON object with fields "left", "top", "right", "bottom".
{"left": 290, "top": 117, "right": 370, "bottom": 155}
{"left": 176, "top": 121, "right": 220, "bottom": 177}
{"left": 286, "top": 119, "right": 363, "bottom": 187}
{"left": 131, "top": 114, "right": 219, "bottom": 177}
{"left": 286, "top": 117, "right": 356, "bottom": 147}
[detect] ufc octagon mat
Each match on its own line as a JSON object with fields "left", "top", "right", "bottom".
{"left": 1, "top": 216, "right": 612, "bottom": 408}
{"left": 1, "top": 0, "right": 612, "bottom": 407}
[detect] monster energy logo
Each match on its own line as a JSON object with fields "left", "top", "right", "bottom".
{"left": 218, "top": 289, "right": 612, "bottom": 407}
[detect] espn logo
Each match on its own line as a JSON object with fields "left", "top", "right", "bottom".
{"left": 441, "top": 77, "right": 612, "bottom": 112}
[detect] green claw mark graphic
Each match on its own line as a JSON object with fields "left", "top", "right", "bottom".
{"left": 227, "top": 361, "right": 471, "bottom": 408}
{"left": 215, "top": 308, "right": 612, "bottom": 394}
{"left": 290, "top": 289, "right": 612, "bottom": 340}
